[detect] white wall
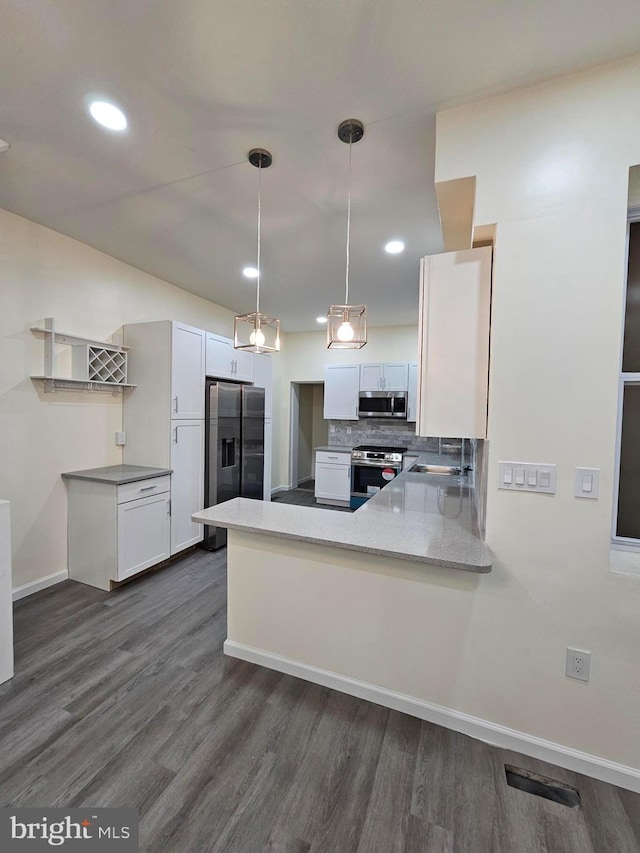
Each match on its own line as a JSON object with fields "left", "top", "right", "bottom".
{"left": 0, "top": 208, "right": 237, "bottom": 589}
{"left": 274, "top": 327, "right": 418, "bottom": 487}
{"left": 430, "top": 56, "right": 640, "bottom": 768}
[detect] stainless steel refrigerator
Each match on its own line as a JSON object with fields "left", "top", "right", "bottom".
{"left": 202, "top": 380, "right": 265, "bottom": 550}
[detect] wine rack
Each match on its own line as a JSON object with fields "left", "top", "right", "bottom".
{"left": 30, "top": 318, "right": 136, "bottom": 393}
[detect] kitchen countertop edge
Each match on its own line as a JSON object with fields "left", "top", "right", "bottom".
{"left": 193, "top": 452, "right": 492, "bottom": 574}
{"left": 197, "top": 510, "right": 491, "bottom": 572}
{"left": 61, "top": 465, "right": 173, "bottom": 485}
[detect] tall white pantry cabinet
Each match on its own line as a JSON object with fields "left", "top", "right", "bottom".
{"left": 123, "top": 321, "right": 205, "bottom": 555}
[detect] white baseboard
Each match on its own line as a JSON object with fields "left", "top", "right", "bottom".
{"left": 271, "top": 485, "right": 290, "bottom": 496}
{"left": 13, "top": 570, "right": 68, "bottom": 601}
{"left": 224, "top": 639, "right": 640, "bottom": 794}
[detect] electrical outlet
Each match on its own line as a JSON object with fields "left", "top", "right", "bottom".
{"left": 115, "top": 431, "right": 126, "bottom": 446}
{"left": 566, "top": 648, "right": 591, "bottom": 682}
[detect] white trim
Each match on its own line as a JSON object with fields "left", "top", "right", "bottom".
{"left": 611, "top": 537, "right": 640, "bottom": 553}
{"left": 611, "top": 218, "right": 639, "bottom": 549}
{"left": 12, "top": 569, "right": 68, "bottom": 601}
{"left": 224, "top": 639, "right": 640, "bottom": 795}
{"left": 270, "top": 485, "right": 290, "bottom": 496}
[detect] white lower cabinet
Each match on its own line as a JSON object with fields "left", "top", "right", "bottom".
{"left": 170, "top": 419, "right": 204, "bottom": 555}
{"left": 117, "top": 492, "right": 171, "bottom": 580}
{"left": 315, "top": 451, "right": 351, "bottom": 506}
{"left": 65, "top": 475, "right": 171, "bottom": 591}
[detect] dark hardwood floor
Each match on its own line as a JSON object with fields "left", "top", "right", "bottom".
{"left": 273, "top": 487, "right": 354, "bottom": 512}
{"left": 2, "top": 549, "right": 639, "bottom": 852}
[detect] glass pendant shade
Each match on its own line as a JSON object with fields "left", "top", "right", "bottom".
{"left": 235, "top": 147, "right": 280, "bottom": 355}
{"left": 327, "top": 304, "right": 367, "bottom": 349}
{"left": 327, "top": 119, "right": 367, "bottom": 349}
{"left": 234, "top": 311, "right": 281, "bottom": 353}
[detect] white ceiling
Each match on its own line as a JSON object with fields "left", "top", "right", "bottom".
{"left": 2, "top": 1, "right": 640, "bottom": 331}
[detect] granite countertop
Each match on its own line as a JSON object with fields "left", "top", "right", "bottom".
{"left": 193, "top": 458, "right": 491, "bottom": 573}
{"left": 314, "top": 445, "right": 352, "bottom": 454}
{"left": 62, "top": 464, "right": 172, "bottom": 485}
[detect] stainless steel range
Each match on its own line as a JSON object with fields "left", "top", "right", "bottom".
{"left": 350, "top": 444, "right": 407, "bottom": 509}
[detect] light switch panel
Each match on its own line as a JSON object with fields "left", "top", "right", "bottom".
{"left": 498, "top": 461, "right": 557, "bottom": 494}
{"left": 575, "top": 467, "right": 599, "bottom": 500}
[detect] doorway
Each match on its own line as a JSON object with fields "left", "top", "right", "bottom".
{"left": 289, "top": 382, "right": 327, "bottom": 489}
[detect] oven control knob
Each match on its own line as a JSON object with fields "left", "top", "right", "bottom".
{"left": 352, "top": 451, "right": 362, "bottom": 459}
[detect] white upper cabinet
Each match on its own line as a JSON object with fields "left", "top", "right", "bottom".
{"left": 206, "top": 332, "right": 254, "bottom": 383}
{"left": 417, "top": 246, "right": 492, "bottom": 439}
{"left": 323, "top": 364, "right": 360, "bottom": 420}
{"left": 206, "top": 333, "right": 234, "bottom": 380}
{"left": 407, "top": 362, "right": 418, "bottom": 423}
{"left": 359, "top": 363, "right": 408, "bottom": 391}
{"left": 359, "top": 363, "right": 384, "bottom": 391}
{"left": 234, "top": 348, "right": 255, "bottom": 383}
{"left": 123, "top": 320, "right": 205, "bottom": 438}
{"left": 253, "top": 354, "right": 273, "bottom": 419}
{"left": 382, "top": 363, "right": 409, "bottom": 391}
{"left": 171, "top": 323, "right": 205, "bottom": 419}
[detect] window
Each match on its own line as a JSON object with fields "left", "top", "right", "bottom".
{"left": 613, "top": 217, "right": 640, "bottom": 546}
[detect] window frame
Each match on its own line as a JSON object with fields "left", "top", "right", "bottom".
{"left": 611, "top": 210, "right": 640, "bottom": 551}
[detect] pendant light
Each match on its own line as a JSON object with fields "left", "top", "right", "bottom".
{"left": 234, "top": 148, "right": 281, "bottom": 354}
{"left": 327, "top": 119, "right": 367, "bottom": 349}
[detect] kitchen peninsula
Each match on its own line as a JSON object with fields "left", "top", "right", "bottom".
{"left": 193, "top": 462, "right": 491, "bottom": 728}
{"left": 193, "top": 465, "right": 490, "bottom": 572}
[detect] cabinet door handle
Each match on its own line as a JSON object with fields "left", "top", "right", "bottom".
{"left": 173, "top": 427, "right": 178, "bottom": 444}
{"left": 139, "top": 484, "right": 158, "bottom": 492}
{"left": 328, "top": 455, "right": 338, "bottom": 460}
{"left": 173, "top": 396, "right": 178, "bottom": 414}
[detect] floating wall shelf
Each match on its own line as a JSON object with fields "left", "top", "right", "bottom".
{"left": 30, "top": 318, "right": 136, "bottom": 393}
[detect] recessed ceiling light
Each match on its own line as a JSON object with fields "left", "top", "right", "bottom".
{"left": 316, "top": 316, "right": 328, "bottom": 324}
{"left": 88, "top": 100, "right": 128, "bottom": 131}
{"left": 243, "top": 266, "right": 259, "bottom": 279}
{"left": 385, "top": 240, "right": 405, "bottom": 254}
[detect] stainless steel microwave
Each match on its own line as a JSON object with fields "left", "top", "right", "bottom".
{"left": 358, "top": 391, "right": 408, "bottom": 419}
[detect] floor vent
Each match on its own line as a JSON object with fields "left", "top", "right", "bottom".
{"left": 505, "top": 765, "right": 581, "bottom": 808}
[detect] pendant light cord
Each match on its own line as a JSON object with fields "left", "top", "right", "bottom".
{"left": 256, "top": 160, "right": 262, "bottom": 317}
{"left": 345, "top": 137, "right": 352, "bottom": 306}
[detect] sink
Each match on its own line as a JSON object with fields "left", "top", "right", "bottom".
{"left": 412, "top": 463, "right": 463, "bottom": 475}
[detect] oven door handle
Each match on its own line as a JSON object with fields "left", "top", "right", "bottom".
{"left": 351, "top": 461, "right": 402, "bottom": 469}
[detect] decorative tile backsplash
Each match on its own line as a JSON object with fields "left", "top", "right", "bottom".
{"left": 328, "top": 420, "right": 463, "bottom": 455}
